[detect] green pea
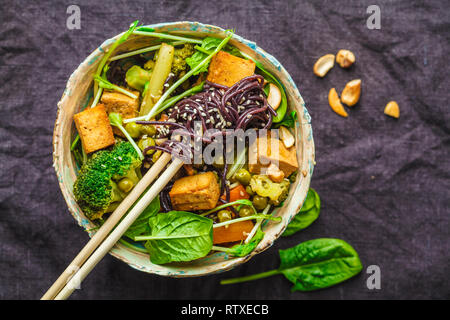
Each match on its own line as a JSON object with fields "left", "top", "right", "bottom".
{"left": 238, "top": 205, "right": 253, "bottom": 218}
{"left": 118, "top": 177, "right": 134, "bottom": 193}
{"left": 152, "top": 150, "right": 162, "bottom": 162}
{"left": 124, "top": 122, "right": 141, "bottom": 138}
{"left": 234, "top": 168, "right": 251, "bottom": 186}
{"left": 217, "top": 210, "right": 232, "bottom": 223}
{"left": 140, "top": 124, "right": 157, "bottom": 136}
{"left": 289, "top": 171, "right": 297, "bottom": 183}
{"left": 245, "top": 185, "right": 254, "bottom": 196}
{"left": 138, "top": 137, "right": 156, "bottom": 155}
{"left": 252, "top": 195, "right": 268, "bottom": 211}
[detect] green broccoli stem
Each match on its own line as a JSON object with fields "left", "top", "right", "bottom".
{"left": 110, "top": 41, "right": 186, "bottom": 62}
{"left": 132, "top": 31, "right": 202, "bottom": 44}
{"left": 220, "top": 269, "right": 281, "bottom": 285}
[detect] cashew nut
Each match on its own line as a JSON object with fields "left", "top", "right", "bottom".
{"left": 336, "top": 50, "right": 355, "bottom": 68}
{"left": 328, "top": 88, "right": 348, "bottom": 118}
{"left": 267, "top": 83, "right": 281, "bottom": 110}
{"left": 279, "top": 126, "right": 295, "bottom": 148}
{"left": 313, "top": 54, "right": 335, "bottom": 77}
{"left": 267, "top": 163, "right": 285, "bottom": 183}
{"left": 341, "top": 79, "right": 361, "bottom": 107}
{"left": 384, "top": 101, "right": 400, "bottom": 118}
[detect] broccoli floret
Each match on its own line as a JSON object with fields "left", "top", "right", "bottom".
{"left": 171, "top": 43, "right": 195, "bottom": 76}
{"left": 73, "top": 141, "right": 142, "bottom": 220}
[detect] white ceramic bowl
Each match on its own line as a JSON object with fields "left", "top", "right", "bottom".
{"left": 53, "top": 21, "right": 315, "bottom": 277}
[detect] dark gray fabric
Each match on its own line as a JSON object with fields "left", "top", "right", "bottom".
{"left": 0, "top": 0, "right": 449, "bottom": 300}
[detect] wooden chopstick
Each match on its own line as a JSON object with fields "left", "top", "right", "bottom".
{"left": 41, "top": 152, "right": 174, "bottom": 300}
{"left": 53, "top": 157, "right": 184, "bottom": 300}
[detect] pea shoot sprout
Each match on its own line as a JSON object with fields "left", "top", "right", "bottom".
{"left": 108, "top": 113, "right": 144, "bottom": 160}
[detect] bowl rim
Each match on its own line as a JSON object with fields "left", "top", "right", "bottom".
{"left": 53, "top": 21, "right": 315, "bottom": 277}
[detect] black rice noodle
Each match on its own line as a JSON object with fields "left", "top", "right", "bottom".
{"left": 138, "top": 75, "right": 276, "bottom": 211}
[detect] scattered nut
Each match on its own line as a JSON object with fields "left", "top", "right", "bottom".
{"left": 313, "top": 54, "right": 335, "bottom": 77}
{"left": 267, "top": 163, "right": 285, "bottom": 183}
{"left": 341, "top": 79, "right": 361, "bottom": 107}
{"left": 267, "top": 83, "right": 282, "bottom": 110}
{"left": 384, "top": 101, "right": 400, "bottom": 118}
{"left": 336, "top": 49, "right": 355, "bottom": 68}
{"left": 302, "top": 170, "right": 308, "bottom": 177}
{"left": 328, "top": 88, "right": 348, "bottom": 118}
{"left": 279, "top": 126, "right": 295, "bottom": 148}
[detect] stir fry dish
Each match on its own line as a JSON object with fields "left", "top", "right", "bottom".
{"left": 70, "top": 22, "right": 300, "bottom": 264}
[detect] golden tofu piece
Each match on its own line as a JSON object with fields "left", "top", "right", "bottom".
{"left": 100, "top": 90, "right": 140, "bottom": 136}
{"left": 169, "top": 172, "right": 220, "bottom": 211}
{"left": 248, "top": 134, "right": 298, "bottom": 177}
{"left": 73, "top": 104, "right": 115, "bottom": 154}
{"left": 207, "top": 51, "right": 256, "bottom": 87}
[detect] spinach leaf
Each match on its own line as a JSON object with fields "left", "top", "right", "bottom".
{"left": 278, "top": 239, "right": 363, "bottom": 291}
{"left": 185, "top": 51, "right": 209, "bottom": 75}
{"left": 185, "top": 36, "right": 241, "bottom": 75}
{"left": 246, "top": 56, "right": 287, "bottom": 123}
{"left": 272, "top": 111, "right": 298, "bottom": 129}
{"left": 220, "top": 238, "right": 363, "bottom": 292}
{"left": 123, "top": 195, "right": 160, "bottom": 239}
{"left": 135, "top": 211, "right": 213, "bottom": 264}
{"left": 282, "top": 188, "right": 320, "bottom": 237}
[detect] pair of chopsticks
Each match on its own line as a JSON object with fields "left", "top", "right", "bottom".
{"left": 41, "top": 152, "right": 184, "bottom": 300}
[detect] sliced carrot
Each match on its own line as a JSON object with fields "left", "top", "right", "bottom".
{"left": 159, "top": 113, "right": 169, "bottom": 121}
{"left": 183, "top": 164, "right": 195, "bottom": 176}
{"left": 221, "top": 184, "right": 250, "bottom": 202}
{"left": 213, "top": 220, "right": 254, "bottom": 244}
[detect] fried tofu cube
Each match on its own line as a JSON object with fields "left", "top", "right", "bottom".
{"left": 73, "top": 104, "right": 115, "bottom": 154}
{"left": 207, "top": 51, "right": 256, "bottom": 87}
{"left": 248, "top": 133, "right": 298, "bottom": 177}
{"left": 100, "top": 90, "right": 140, "bottom": 136}
{"left": 169, "top": 172, "right": 220, "bottom": 211}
